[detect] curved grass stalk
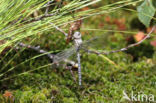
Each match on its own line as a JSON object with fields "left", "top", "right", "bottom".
{"left": 0, "top": 50, "right": 56, "bottom": 78}
{"left": 0, "top": 63, "right": 53, "bottom": 82}
{"left": 0, "top": 39, "right": 36, "bottom": 72}
{"left": 99, "top": 54, "right": 121, "bottom": 69}
{"left": 0, "top": 42, "right": 19, "bottom": 64}
{"left": 80, "top": 29, "right": 156, "bottom": 37}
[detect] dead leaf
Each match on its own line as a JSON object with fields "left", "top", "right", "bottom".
{"left": 0, "top": 40, "right": 6, "bottom": 45}
{"left": 147, "top": 27, "right": 156, "bottom": 33}
{"left": 150, "top": 40, "right": 156, "bottom": 47}
{"left": 113, "top": 18, "right": 126, "bottom": 30}
{"left": 3, "top": 91, "right": 13, "bottom": 98}
{"left": 80, "top": 7, "right": 90, "bottom": 11}
{"left": 105, "top": 16, "right": 111, "bottom": 23}
{"left": 118, "top": 24, "right": 126, "bottom": 31}
{"left": 98, "top": 22, "right": 104, "bottom": 28}
{"left": 134, "top": 31, "right": 145, "bottom": 42}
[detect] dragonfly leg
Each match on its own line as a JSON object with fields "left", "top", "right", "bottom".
{"left": 66, "top": 66, "right": 77, "bottom": 82}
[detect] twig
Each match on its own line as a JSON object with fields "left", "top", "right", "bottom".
{"left": 87, "top": 25, "right": 156, "bottom": 55}
{"left": 18, "top": 42, "right": 54, "bottom": 59}
{"left": 26, "top": 1, "right": 61, "bottom": 23}
{"left": 45, "top": 1, "right": 51, "bottom": 15}
{"left": 66, "top": 66, "right": 77, "bottom": 82}
{"left": 50, "top": 23, "right": 68, "bottom": 37}
{"left": 18, "top": 42, "right": 77, "bottom": 66}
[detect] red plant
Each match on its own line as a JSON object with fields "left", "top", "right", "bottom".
{"left": 134, "top": 31, "right": 145, "bottom": 42}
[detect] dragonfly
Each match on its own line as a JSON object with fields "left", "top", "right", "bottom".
{"left": 53, "top": 31, "right": 119, "bottom": 86}
{"left": 54, "top": 32, "right": 83, "bottom": 86}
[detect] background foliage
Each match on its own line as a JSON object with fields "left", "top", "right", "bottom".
{"left": 0, "top": 0, "right": 156, "bottom": 102}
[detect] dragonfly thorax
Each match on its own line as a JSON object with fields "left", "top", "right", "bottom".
{"left": 73, "top": 32, "right": 83, "bottom": 47}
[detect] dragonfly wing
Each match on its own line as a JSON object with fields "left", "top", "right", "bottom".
{"left": 53, "top": 46, "right": 77, "bottom": 63}
{"left": 81, "top": 35, "right": 108, "bottom": 49}
{"left": 80, "top": 33, "right": 122, "bottom": 52}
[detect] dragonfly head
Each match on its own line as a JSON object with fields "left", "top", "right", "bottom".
{"left": 73, "top": 32, "right": 82, "bottom": 39}
{"left": 73, "top": 32, "right": 83, "bottom": 46}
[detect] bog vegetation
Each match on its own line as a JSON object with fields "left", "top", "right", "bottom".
{"left": 0, "top": 0, "right": 156, "bottom": 102}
